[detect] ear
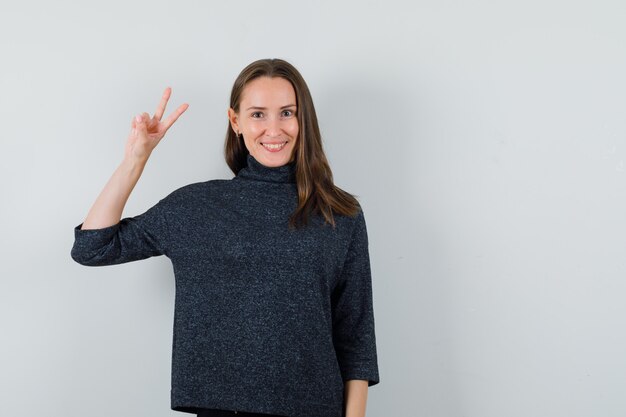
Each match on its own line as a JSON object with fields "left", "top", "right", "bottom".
{"left": 227, "top": 108, "right": 240, "bottom": 134}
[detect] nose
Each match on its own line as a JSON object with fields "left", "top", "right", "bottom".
{"left": 265, "top": 117, "right": 282, "bottom": 138}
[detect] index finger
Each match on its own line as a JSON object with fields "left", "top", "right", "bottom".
{"left": 162, "top": 103, "right": 189, "bottom": 132}
{"left": 154, "top": 87, "right": 172, "bottom": 121}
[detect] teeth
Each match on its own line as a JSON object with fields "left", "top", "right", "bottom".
{"left": 262, "top": 142, "right": 287, "bottom": 150}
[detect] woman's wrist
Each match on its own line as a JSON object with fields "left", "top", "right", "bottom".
{"left": 121, "top": 155, "right": 149, "bottom": 176}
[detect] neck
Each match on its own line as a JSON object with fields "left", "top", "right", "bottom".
{"left": 235, "top": 154, "right": 297, "bottom": 184}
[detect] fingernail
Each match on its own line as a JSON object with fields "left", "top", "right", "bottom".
{"left": 135, "top": 115, "right": 142, "bottom": 123}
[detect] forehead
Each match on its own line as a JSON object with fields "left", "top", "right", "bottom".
{"left": 240, "top": 76, "right": 296, "bottom": 106}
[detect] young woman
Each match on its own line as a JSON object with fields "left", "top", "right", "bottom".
{"left": 71, "top": 58, "right": 380, "bottom": 417}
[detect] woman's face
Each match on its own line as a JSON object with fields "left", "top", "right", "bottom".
{"left": 228, "top": 76, "right": 299, "bottom": 168}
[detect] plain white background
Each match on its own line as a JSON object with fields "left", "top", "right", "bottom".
{"left": 1, "top": 1, "right": 625, "bottom": 416}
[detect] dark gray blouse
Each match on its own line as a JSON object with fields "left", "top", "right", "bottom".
{"left": 71, "top": 154, "right": 380, "bottom": 417}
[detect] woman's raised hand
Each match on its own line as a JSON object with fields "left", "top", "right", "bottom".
{"left": 125, "top": 87, "right": 189, "bottom": 162}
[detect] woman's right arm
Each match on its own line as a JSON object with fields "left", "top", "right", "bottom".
{"left": 71, "top": 88, "right": 188, "bottom": 266}
{"left": 80, "top": 87, "right": 188, "bottom": 230}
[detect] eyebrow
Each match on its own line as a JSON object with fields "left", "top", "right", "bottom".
{"left": 245, "top": 104, "right": 297, "bottom": 111}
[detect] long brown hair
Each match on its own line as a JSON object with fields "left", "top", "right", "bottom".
{"left": 224, "top": 58, "right": 360, "bottom": 229}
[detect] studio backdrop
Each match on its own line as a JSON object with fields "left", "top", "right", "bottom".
{"left": 1, "top": 1, "right": 625, "bottom": 416}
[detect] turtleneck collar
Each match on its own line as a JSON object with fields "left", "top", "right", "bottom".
{"left": 235, "top": 154, "right": 297, "bottom": 184}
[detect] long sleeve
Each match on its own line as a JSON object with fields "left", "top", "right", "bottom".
{"left": 331, "top": 208, "right": 380, "bottom": 386}
{"left": 70, "top": 195, "right": 173, "bottom": 266}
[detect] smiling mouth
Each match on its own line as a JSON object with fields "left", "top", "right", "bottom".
{"left": 261, "top": 141, "right": 288, "bottom": 152}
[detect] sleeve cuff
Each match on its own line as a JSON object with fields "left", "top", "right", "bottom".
{"left": 340, "top": 363, "right": 380, "bottom": 387}
{"left": 72, "top": 222, "right": 121, "bottom": 252}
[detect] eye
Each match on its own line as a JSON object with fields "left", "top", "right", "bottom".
{"left": 281, "top": 109, "right": 295, "bottom": 117}
{"left": 251, "top": 111, "right": 263, "bottom": 118}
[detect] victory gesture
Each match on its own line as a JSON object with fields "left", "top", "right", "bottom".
{"left": 78, "top": 87, "right": 188, "bottom": 231}
{"left": 125, "top": 87, "right": 189, "bottom": 162}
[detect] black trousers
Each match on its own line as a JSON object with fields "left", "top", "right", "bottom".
{"left": 196, "top": 409, "right": 288, "bottom": 417}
